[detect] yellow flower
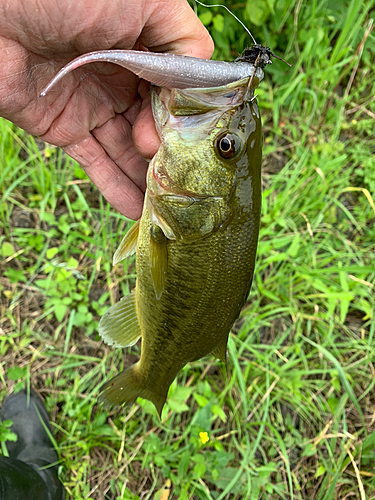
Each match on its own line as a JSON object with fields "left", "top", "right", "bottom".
{"left": 199, "top": 432, "right": 209, "bottom": 444}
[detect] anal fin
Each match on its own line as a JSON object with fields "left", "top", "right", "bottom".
{"left": 212, "top": 336, "right": 228, "bottom": 363}
{"left": 99, "top": 364, "right": 167, "bottom": 417}
{"left": 99, "top": 291, "right": 141, "bottom": 348}
{"left": 113, "top": 219, "right": 140, "bottom": 266}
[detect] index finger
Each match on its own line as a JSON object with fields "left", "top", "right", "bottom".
{"left": 64, "top": 134, "right": 146, "bottom": 220}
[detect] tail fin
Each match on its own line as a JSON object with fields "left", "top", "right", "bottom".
{"left": 99, "top": 364, "right": 167, "bottom": 417}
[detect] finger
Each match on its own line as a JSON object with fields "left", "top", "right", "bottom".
{"left": 122, "top": 79, "right": 150, "bottom": 126}
{"left": 64, "top": 135, "right": 144, "bottom": 220}
{"left": 39, "top": 70, "right": 139, "bottom": 145}
{"left": 132, "top": 92, "right": 160, "bottom": 160}
{"left": 142, "top": 0, "right": 214, "bottom": 59}
{"left": 122, "top": 94, "right": 143, "bottom": 126}
{"left": 92, "top": 113, "right": 148, "bottom": 193}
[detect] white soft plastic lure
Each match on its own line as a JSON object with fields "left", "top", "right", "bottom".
{"left": 40, "top": 50, "right": 264, "bottom": 95}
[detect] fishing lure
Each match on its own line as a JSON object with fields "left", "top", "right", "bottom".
{"left": 236, "top": 44, "right": 292, "bottom": 69}
{"left": 193, "top": 0, "right": 291, "bottom": 71}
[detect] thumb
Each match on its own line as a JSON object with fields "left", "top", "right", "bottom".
{"left": 140, "top": 0, "right": 214, "bottom": 59}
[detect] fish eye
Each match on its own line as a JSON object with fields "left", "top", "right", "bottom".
{"left": 216, "top": 133, "right": 238, "bottom": 159}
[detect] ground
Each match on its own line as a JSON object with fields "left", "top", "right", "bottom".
{"left": 1, "top": 0, "right": 375, "bottom": 499}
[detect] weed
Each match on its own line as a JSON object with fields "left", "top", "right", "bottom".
{"left": 1, "top": 0, "right": 375, "bottom": 498}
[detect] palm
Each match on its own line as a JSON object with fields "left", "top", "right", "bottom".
{"left": 0, "top": 0, "right": 213, "bottom": 219}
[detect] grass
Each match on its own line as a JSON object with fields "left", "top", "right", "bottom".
{"left": 1, "top": 0, "right": 375, "bottom": 498}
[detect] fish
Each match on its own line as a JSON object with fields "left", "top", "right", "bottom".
{"left": 41, "top": 50, "right": 265, "bottom": 416}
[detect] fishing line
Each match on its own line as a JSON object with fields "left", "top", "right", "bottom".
{"left": 192, "top": 0, "right": 257, "bottom": 45}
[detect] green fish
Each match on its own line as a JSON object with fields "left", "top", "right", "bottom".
{"left": 99, "top": 83, "right": 263, "bottom": 416}
{"left": 42, "top": 51, "right": 264, "bottom": 416}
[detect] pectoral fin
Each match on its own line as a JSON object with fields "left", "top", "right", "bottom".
{"left": 150, "top": 225, "right": 168, "bottom": 300}
{"left": 113, "top": 220, "right": 140, "bottom": 266}
{"left": 99, "top": 291, "right": 141, "bottom": 348}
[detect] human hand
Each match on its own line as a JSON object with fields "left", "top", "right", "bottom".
{"left": 0, "top": 0, "right": 213, "bottom": 219}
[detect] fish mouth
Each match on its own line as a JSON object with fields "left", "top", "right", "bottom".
{"left": 147, "top": 164, "right": 226, "bottom": 242}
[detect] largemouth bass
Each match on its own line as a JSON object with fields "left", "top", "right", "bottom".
{"left": 42, "top": 50, "right": 264, "bottom": 416}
